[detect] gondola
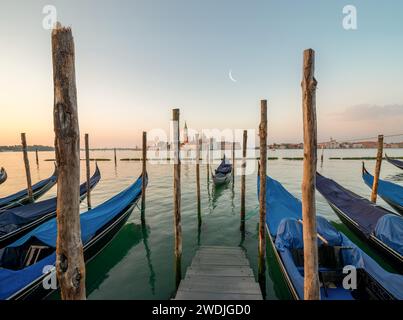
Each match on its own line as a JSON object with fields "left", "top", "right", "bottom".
{"left": 316, "top": 172, "right": 403, "bottom": 271}
{"left": 385, "top": 154, "right": 403, "bottom": 170}
{"left": 0, "top": 167, "right": 58, "bottom": 211}
{"left": 0, "top": 171, "right": 147, "bottom": 300}
{"left": 258, "top": 174, "right": 403, "bottom": 300}
{"left": 0, "top": 168, "right": 7, "bottom": 185}
{"left": 0, "top": 165, "right": 101, "bottom": 248}
{"left": 362, "top": 163, "right": 403, "bottom": 215}
{"left": 211, "top": 155, "right": 232, "bottom": 185}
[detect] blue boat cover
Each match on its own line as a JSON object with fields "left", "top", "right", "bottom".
{"left": 0, "top": 170, "right": 57, "bottom": 209}
{"left": 0, "top": 166, "right": 100, "bottom": 236}
{"left": 0, "top": 174, "right": 144, "bottom": 300}
{"left": 374, "top": 214, "right": 403, "bottom": 256}
{"left": 259, "top": 175, "right": 403, "bottom": 300}
{"left": 362, "top": 169, "right": 403, "bottom": 211}
{"left": 316, "top": 173, "right": 392, "bottom": 236}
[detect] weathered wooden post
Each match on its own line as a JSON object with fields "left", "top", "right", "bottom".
{"left": 320, "top": 146, "right": 324, "bottom": 164}
{"left": 240, "top": 130, "right": 247, "bottom": 232}
{"left": 85, "top": 133, "right": 91, "bottom": 209}
{"left": 232, "top": 141, "right": 235, "bottom": 183}
{"left": 114, "top": 148, "right": 117, "bottom": 166}
{"left": 21, "top": 133, "right": 33, "bottom": 202}
{"left": 221, "top": 138, "right": 226, "bottom": 160}
{"left": 172, "top": 108, "right": 182, "bottom": 288}
{"left": 141, "top": 132, "right": 147, "bottom": 221}
{"left": 52, "top": 23, "right": 86, "bottom": 300}
{"left": 301, "top": 48, "right": 319, "bottom": 300}
{"left": 196, "top": 133, "right": 201, "bottom": 216}
{"left": 35, "top": 148, "right": 39, "bottom": 167}
{"left": 258, "top": 100, "right": 267, "bottom": 281}
{"left": 371, "top": 134, "right": 384, "bottom": 203}
{"left": 206, "top": 141, "right": 210, "bottom": 183}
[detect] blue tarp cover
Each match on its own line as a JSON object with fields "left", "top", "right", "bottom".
{"left": 0, "top": 166, "right": 100, "bottom": 236}
{"left": 374, "top": 214, "right": 403, "bottom": 256}
{"left": 0, "top": 174, "right": 144, "bottom": 300}
{"left": 316, "top": 173, "right": 391, "bottom": 236}
{"left": 0, "top": 170, "right": 57, "bottom": 208}
{"left": 259, "top": 174, "right": 403, "bottom": 300}
{"left": 362, "top": 169, "right": 403, "bottom": 211}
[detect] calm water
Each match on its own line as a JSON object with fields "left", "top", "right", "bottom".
{"left": 0, "top": 148, "right": 402, "bottom": 300}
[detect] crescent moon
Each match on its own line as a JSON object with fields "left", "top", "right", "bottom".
{"left": 229, "top": 69, "right": 237, "bottom": 82}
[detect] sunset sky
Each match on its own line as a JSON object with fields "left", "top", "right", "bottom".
{"left": 1, "top": 0, "right": 403, "bottom": 147}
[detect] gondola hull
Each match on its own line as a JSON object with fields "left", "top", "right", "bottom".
{"left": 212, "top": 172, "right": 232, "bottom": 185}
{"left": 266, "top": 225, "right": 299, "bottom": 300}
{"left": 327, "top": 200, "right": 403, "bottom": 271}
{"left": 8, "top": 199, "right": 137, "bottom": 300}
{"left": 0, "top": 169, "right": 7, "bottom": 185}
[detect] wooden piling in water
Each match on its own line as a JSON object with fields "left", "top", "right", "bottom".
{"left": 196, "top": 133, "right": 201, "bottom": 216}
{"left": 232, "top": 141, "right": 235, "bottom": 183}
{"left": 301, "top": 48, "right": 319, "bottom": 300}
{"left": 172, "top": 108, "right": 182, "bottom": 288}
{"left": 320, "top": 146, "right": 324, "bottom": 164}
{"left": 21, "top": 133, "right": 33, "bottom": 202}
{"left": 85, "top": 134, "right": 91, "bottom": 209}
{"left": 371, "top": 134, "right": 384, "bottom": 203}
{"left": 35, "top": 148, "right": 39, "bottom": 167}
{"left": 52, "top": 23, "right": 86, "bottom": 300}
{"left": 114, "top": 148, "right": 117, "bottom": 166}
{"left": 141, "top": 132, "right": 147, "bottom": 218}
{"left": 206, "top": 141, "right": 210, "bottom": 183}
{"left": 258, "top": 100, "right": 267, "bottom": 280}
{"left": 240, "top": 130, "right": 247, "bottom": 232}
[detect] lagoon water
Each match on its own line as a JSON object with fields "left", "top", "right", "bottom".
{"left": 0, "top": 148, "right": 402, "bottom": 299}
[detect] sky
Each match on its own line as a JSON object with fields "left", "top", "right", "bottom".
{"left": 1, "top": 0, "right": 403, "bottom": 147}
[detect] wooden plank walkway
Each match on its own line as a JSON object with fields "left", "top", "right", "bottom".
{"left": 175, "top": 246, "right": 263, "bottom": 300}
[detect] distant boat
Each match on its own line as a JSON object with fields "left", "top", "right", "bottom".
{"left": 0, "top": 171, "right": 147, "bottom": 300}
{"left": 0, "top": 165, "right": 101, "bottom": 248}
{"left": 316, "top": 172, "right": 403, "bottom": 271}
{"left": 259, "top": 174, "right": 403, "bottom": 300}
{"left": 385, "top": 154, "right": 403, "bottom": 170}
{"left": 0, "top": 167, "right": 58, "bottom": 211}
{"left": 0, "top": 168, "right": 7, "bottom": 185}
{"left": 212, "top": 155, "right": 232, "bottom": 185}
{"left": 362, "top": 163, "right": 403, "bottom": 215}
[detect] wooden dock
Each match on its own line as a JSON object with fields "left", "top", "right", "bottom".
{"left": 175, "top": 246, "right": 263, "bottom": 300}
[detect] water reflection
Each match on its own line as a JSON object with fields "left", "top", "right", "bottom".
{"left": 141, "top": 221, "right": 156, "bottom": 295}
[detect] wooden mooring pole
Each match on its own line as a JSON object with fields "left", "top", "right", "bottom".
{"left": 301, "top": 48, "right": 319, "bottom": 300}
{"left": 206, "top": 141, "right": 210, "bottom": 183}
{"left": 258, "top": 100, "right": 267, "bottom": 281}
{"left": 232, "top": 141, "right": 235, "bottom": 183}
{"left": 141, "top": 131, "right": 147, "bottom": 219}
{"left": 52, "top": 23, "right": 86, "bottom": 300}
{"left": 196, "top": 133, "right": 201, "bottom": 217}
{"left": 85, "top": 133, "right": 91, "bottom": 209}
{"left": 35, "top": 148, "right": 39, "bottom": 167}
{"left": 21, "top": 133, "right": 33, "bottom": 202}
{"left": 240, "top": 130, "right": 247, "bottom": 232}
{"left": 320, "top": 146, "right": 324, "bottom": 164}
{"left": 114, "top": 148, "right": 117, "bottom": 166}
{"left": 371, "top": 134, "right": 384, "bottom": 203}
{"left": 173, "top": 108, "right": 182, "bottom": 288}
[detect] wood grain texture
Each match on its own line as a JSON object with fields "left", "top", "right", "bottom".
{"left": 52, "top": 24, "right": 86, "bottom": 300}
{"left": 175, "top": 246, "right": 262, "bottom": 300}
{"left": 21, "top": 133, "right": 33, "bottom": 202}
{"left": 371, "top": 135, "right": 384, "bottom": 203}
{"left": 172, "top": 108, "right": 182, "bottom": 287}
{"left": 258, "top": 100, "right": 267, "bottom": 277}
{"left": 84, "top": 133, "right": 91, "bottom": 209}
{"left": 301, "top": 48, "right": 319, "bottom": 300}
{"left": 240, "top": 130, "right": 247, "bottom": 232}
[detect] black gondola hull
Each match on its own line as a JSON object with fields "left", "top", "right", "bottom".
{"left": 326, "top": 201, "right": 403, "bottom": 271}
